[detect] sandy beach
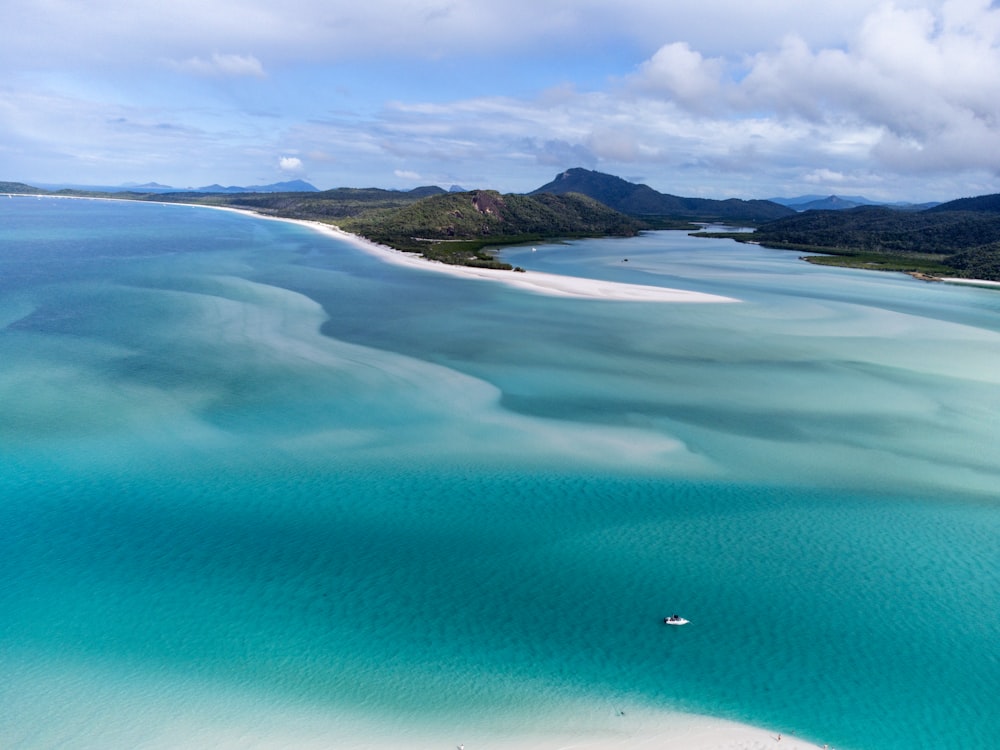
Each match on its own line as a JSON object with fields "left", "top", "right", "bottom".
{"left": 939, "top": 277, "right": 1000, "bottom": 289}
{"left": 301, "top": 219, "right": 738, "bottom": 303}
{"left": 37, "top": 194, "right": 734, "bottom": 302}
{"left": 209, "top": 206, "right": 734, "bottom": 303}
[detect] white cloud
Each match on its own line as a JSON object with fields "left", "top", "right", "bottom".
{"left": 279, "top": 156, "right": 304, "bottom": 173}
{"left": 3, "top": 0, "right": 1000, "bottom": 199}
{"left": 0, "top": 0, "right": 925, "bottom": 69}
{"left": 632, "top": 42, "right": 725, "bottom": 107}
{"left": 171, "top": 53, "right": 266, "bottom": 78}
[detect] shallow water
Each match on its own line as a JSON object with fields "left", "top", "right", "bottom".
{"left": 1, "top": 198, "right": 997, "bottom": 749}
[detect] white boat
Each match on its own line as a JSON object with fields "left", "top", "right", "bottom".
{"left": 663, "top": 615, "right": 689, "bottom": 625}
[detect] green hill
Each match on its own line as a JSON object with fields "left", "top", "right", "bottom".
{"left": 0, "top": 182, "right": 46, "bottom": 195}
{"left": 747, "top": 200, "right": 1000, "bottom": 280}
{"left": 342, "top": 190, "right": 643, "bottom": 268}
{"left": 925, "top": 193, "right": 1000, "bottom": 213}
{"left": 531, "top": 168, "right": 796, "bottom": 224}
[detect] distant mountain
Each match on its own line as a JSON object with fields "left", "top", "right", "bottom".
{"left": 124, "top": 181, "right": 175, "bottom": 190}
{"left": 786, "top": 196, "right": 867, "bottom": 211}
{"left": 770, "top": 194, "right": 877, "bottom": 209}
{"left": 771, "top": 194, "right": 941, "bottom": 211}
{"left": 194, "top": 179, "right": 319, "bottom": 193}
{"left": 532, "top": 168, "right": 796, "bottom": 223}
{"left": 1, "top": 181, "right": 46, "bottom": 194}
{"left": 27, "top": 179, "right": 320, "bottom": 194}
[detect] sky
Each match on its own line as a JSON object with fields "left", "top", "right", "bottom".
{"left": 3, "top": 0, "right": 1000, "bottom": 201}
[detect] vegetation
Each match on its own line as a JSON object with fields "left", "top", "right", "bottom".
{"left": 0, "top": 181, "right": 46, "bottom": 195}
{"left": 341, "top": 190, "right": 644, "bottom": 267}
{"left": 743, "top": 200, "right": 1000, "bottom": 280}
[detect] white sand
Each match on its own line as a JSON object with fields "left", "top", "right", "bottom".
{"left": 282, "top": 216, "right": 738, "bottom": 303}
{"left": 29, "top": 194, "right": 735, "bottom": 302}
{"left": 440, "top": 709, "right": 830, "bottom": 750}
{"left": 939, "top": 277, "right": 1000, "bottom": 289}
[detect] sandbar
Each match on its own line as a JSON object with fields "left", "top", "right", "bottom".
{"left": 285, "top": 216, "right": 738, "bottom": 303}
{"left": 939, "top": 277, "right": 1000, "bottom": 289}
{"left": 25, "top": 195, "right": 735, "bottom": 302}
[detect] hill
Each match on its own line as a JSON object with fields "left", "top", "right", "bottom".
{"left": 342, "top": 190, "right": 642, "bottom": 267}
{"left": 925, "top": 194, "right": 1000, "bottom": 213}
{"left": 1, "top": 181, "right": 47, "bottom": 194}
{"left": 745, "top": 199, "right": 1000, "bottom": 280}
{"left": 532, "top": 168, "right": 795, "bottom": 224}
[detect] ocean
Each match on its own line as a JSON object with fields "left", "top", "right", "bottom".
{"left": 1, "top": 197, "right": 997, "bottom": 749}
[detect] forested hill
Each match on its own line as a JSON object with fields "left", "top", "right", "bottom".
{"left": 925, "top": 194, "right": 1000, "bottom": 213}
{"left": 532, "top": 168, "right": 796, "bottom": 224}
{"left": 1, "top": 181, "right": 46, "bottom": 194}
{"left": 341, "top": 190, "right": 643, "bottom": 267}
{"left": 748, "top": 196, "right": 1000, "bottom": 280}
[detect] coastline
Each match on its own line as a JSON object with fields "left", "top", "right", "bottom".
{"left": 286, "top": 216, "right": 739, "bottom": 303}
{"left": 939, "top": 277, "right": 1000, "bottom": 289}
{"left": 29, "top": 195, "right": 735, "bottom": 303}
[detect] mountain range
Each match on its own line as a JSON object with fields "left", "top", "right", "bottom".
{"left": 769, "top": 195, "right": 940, "bottom": 212}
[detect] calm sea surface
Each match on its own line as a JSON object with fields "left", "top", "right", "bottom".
{"left": 1, "top": 198, "right": 997, "bottom": 749}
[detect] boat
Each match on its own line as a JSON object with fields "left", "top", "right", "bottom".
{"left": 663, "top": 614, "right": 689, "bottom": 625}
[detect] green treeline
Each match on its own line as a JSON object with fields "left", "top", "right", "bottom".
{"left": 747, "top": 203, "right": 1000, "bottom": 280}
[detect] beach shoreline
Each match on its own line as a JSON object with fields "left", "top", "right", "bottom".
{"left": 285, "top": 215, "right": 739, "bottom": 303}
{"left": 26, "top": 194, "right": 735, "bottom": 303}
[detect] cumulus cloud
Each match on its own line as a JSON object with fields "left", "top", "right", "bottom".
{"left": 4, "top": 0, "right": 1000, "bottom": 198}
{"left": 279, "top": 156, "right": 304, "bottom": 173}
{"left": 632, "top": 42, "right": 725, "bottom": 107}
{"left": 171, "top": 53, "right": 266, "bottom": 78}
{"left": 614, "top": 0, "right": 1000, "bottom": 188}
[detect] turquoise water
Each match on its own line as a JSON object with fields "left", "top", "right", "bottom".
{"left": 1, "top": 198, "right": 997, "bottom": 749}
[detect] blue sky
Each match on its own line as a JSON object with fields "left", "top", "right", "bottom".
{"left": 4, "top": 0, "right": 1000, "bottom": 200}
